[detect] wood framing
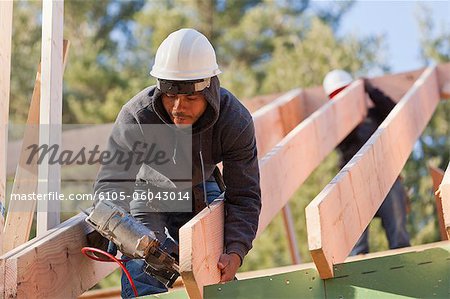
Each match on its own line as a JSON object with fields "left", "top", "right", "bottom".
{"left": 179, "top": 200, "right": 224, "bottom": 299}
{"left": 2, "top": 41, "right": 70, "bottom": 254}
{"left": 179, "top": 81, "right": 367, "bottom": 298}
{"left": 1, "top": 63, "right": 443, "bottom": 297}
{"left": 37, "top": 0, "right": 64, "bottom": 235}
{"left": 306, "top": 67, "right": 441, "bottom": 279}
{"left": 440, "top": 162, "right": 450, "bottom": 238}
{"left": 429, "top": 165, "right": 448, "bottom": 241}
{"left": 0, "top": 214, "right": 117, "bottom": 298}
{"left": 0, "top": 0, "right": 13, "bottom": 251}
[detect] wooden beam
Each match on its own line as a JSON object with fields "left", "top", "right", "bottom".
{"left": 370, "top": 68, "right": 424, "bottom": 103}
{"left": 242, "top": 92, "right": 284, "bottom": 113}
{"left": 252, "top": 88, "right": 303, "bottom": 158}
{"left": 2, "top": 63, "right": 440, "bottom": 297}
{"left": 2, "top": 41, "right": 70, "bottom": 254}
{"left": 429, "top": 165, "right": 448, "bottom": 241}
{"left": 0, "top": 0, "right": 13, "bottom": 253}
{"left": 306, "top": 67, "right": 440, "bottom": 279}
{"left": 0, "top": 213, "right": 117, "bottom": 298}
{"left": 37, "top": 0, "right": 64, "bottom": 234}
{"left": 179, "top": 200, "right": 224, "bottom": 299}
{"left": 179, "top": 81, "right": 367, "bottom": 298}
{"left": 439, "top": 162, "right": 450, "bottom": 238}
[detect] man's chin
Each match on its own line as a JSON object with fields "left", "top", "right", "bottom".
{"left": 173, "top": 123, "right": 192, "bottom": 129}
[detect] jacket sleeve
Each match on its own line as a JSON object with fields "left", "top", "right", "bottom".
{"left": 93, "top": 107, "right": 143, "bottom": 212}
{"left": 222, "top": 120, "right": 262, "bottom": 264}
{"left": 367, "top": 86, "right": 396, "bottom": 118}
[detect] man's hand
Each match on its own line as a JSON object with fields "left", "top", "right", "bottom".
{"left": 217, "top": 253, "right": 241, "bottom": 283}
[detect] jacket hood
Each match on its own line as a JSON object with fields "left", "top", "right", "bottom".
{"left": 151, "top": 76, "right": 221, "bottom": 135}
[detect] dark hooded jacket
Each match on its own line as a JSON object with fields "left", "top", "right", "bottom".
{"left": 94, "top": 76, "right": 261, "bottom": 261}
{"left": 338, "top": 86, "right": 396, "bottom": 167}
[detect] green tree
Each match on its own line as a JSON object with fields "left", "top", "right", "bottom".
{"left": 9, "top": 0, "right": 146, "bottom": 124}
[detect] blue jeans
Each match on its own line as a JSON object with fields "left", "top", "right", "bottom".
{"left": 350, "top": 178, "right": 410, "bottom": 255}
{"left": 121, "top": 180, "right": 222, "bottom": 298}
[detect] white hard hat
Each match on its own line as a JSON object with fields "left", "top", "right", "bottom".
{"left": 150, "top": 28, "right": 221, "bottom": 81}
{"left": 322, "top": 69, "right": 353, "bottom": 97}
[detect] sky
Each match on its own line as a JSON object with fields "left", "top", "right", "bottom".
{"left": 336, "top": 0, "right": 450, "bottom": 74}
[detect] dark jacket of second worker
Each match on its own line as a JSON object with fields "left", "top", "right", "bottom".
{"left": 93, "top": 76, "right": 262, "bottom": 261}
{"left": 338, "top": 86, "right": 396, "bottom": 167}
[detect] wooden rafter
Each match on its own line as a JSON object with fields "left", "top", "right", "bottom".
{"left": 37, "top": 0, "right": 64, "bottom": 235}
{"left": 0, "top": 214, "right": 117, "bottom": 298}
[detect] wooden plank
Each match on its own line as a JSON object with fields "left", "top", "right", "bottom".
{"left": 243, "top": 92, "right": 284, "bottom": 113}
{"left": 178, "top": 81, "right": 366, "bottom": 298}
{"left": 439, "top": 162, "right": 450, "bottom": 238}
{"left": 2, "top": 41, "right": 70, "bottom": 254}
{"left": 1, "top": 213, "right": 117, "bottom": 298}
{"left": 0, "top": 0, "right": 13, "bottom": 252}
{"left": 37, "top": 0, "right": 64, "bottom": 235}
{"left": 306, "top": 67, "right": 441, "bottom": 279}
{"left": 252, "top": 88, "right": 303, "bottom": 158}
{"left": 370, "top": 68, "right": 424, "bottom": 103}
{"left": 179, "top": 200, "right": 224, "bottom": 299}
{"left": 429, "top": 165, "right": 448, "bottom": 241}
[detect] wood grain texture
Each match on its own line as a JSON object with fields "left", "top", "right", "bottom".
{"left": 37, "top": 0, "right": 64, "bottom": 234}
{"left": 1, "top": 214, "right": 117, "bottom": 299}
{"left": 179, "top": 200, "right": 224, "bottom": 299}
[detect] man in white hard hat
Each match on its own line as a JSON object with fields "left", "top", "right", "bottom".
{"left": 93, "top": 28, "right": 261, "bottom": 297}
{"left": 323, "top": 69, "right": 410, "bottom": 256}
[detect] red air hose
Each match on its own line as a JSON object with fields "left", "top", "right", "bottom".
{"left": 81, "top": 247, "right": 138, "bottom": 297}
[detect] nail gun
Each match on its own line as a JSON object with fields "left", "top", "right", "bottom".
{"left": 85, "top": 200, "right": 180, "bottom": 288}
